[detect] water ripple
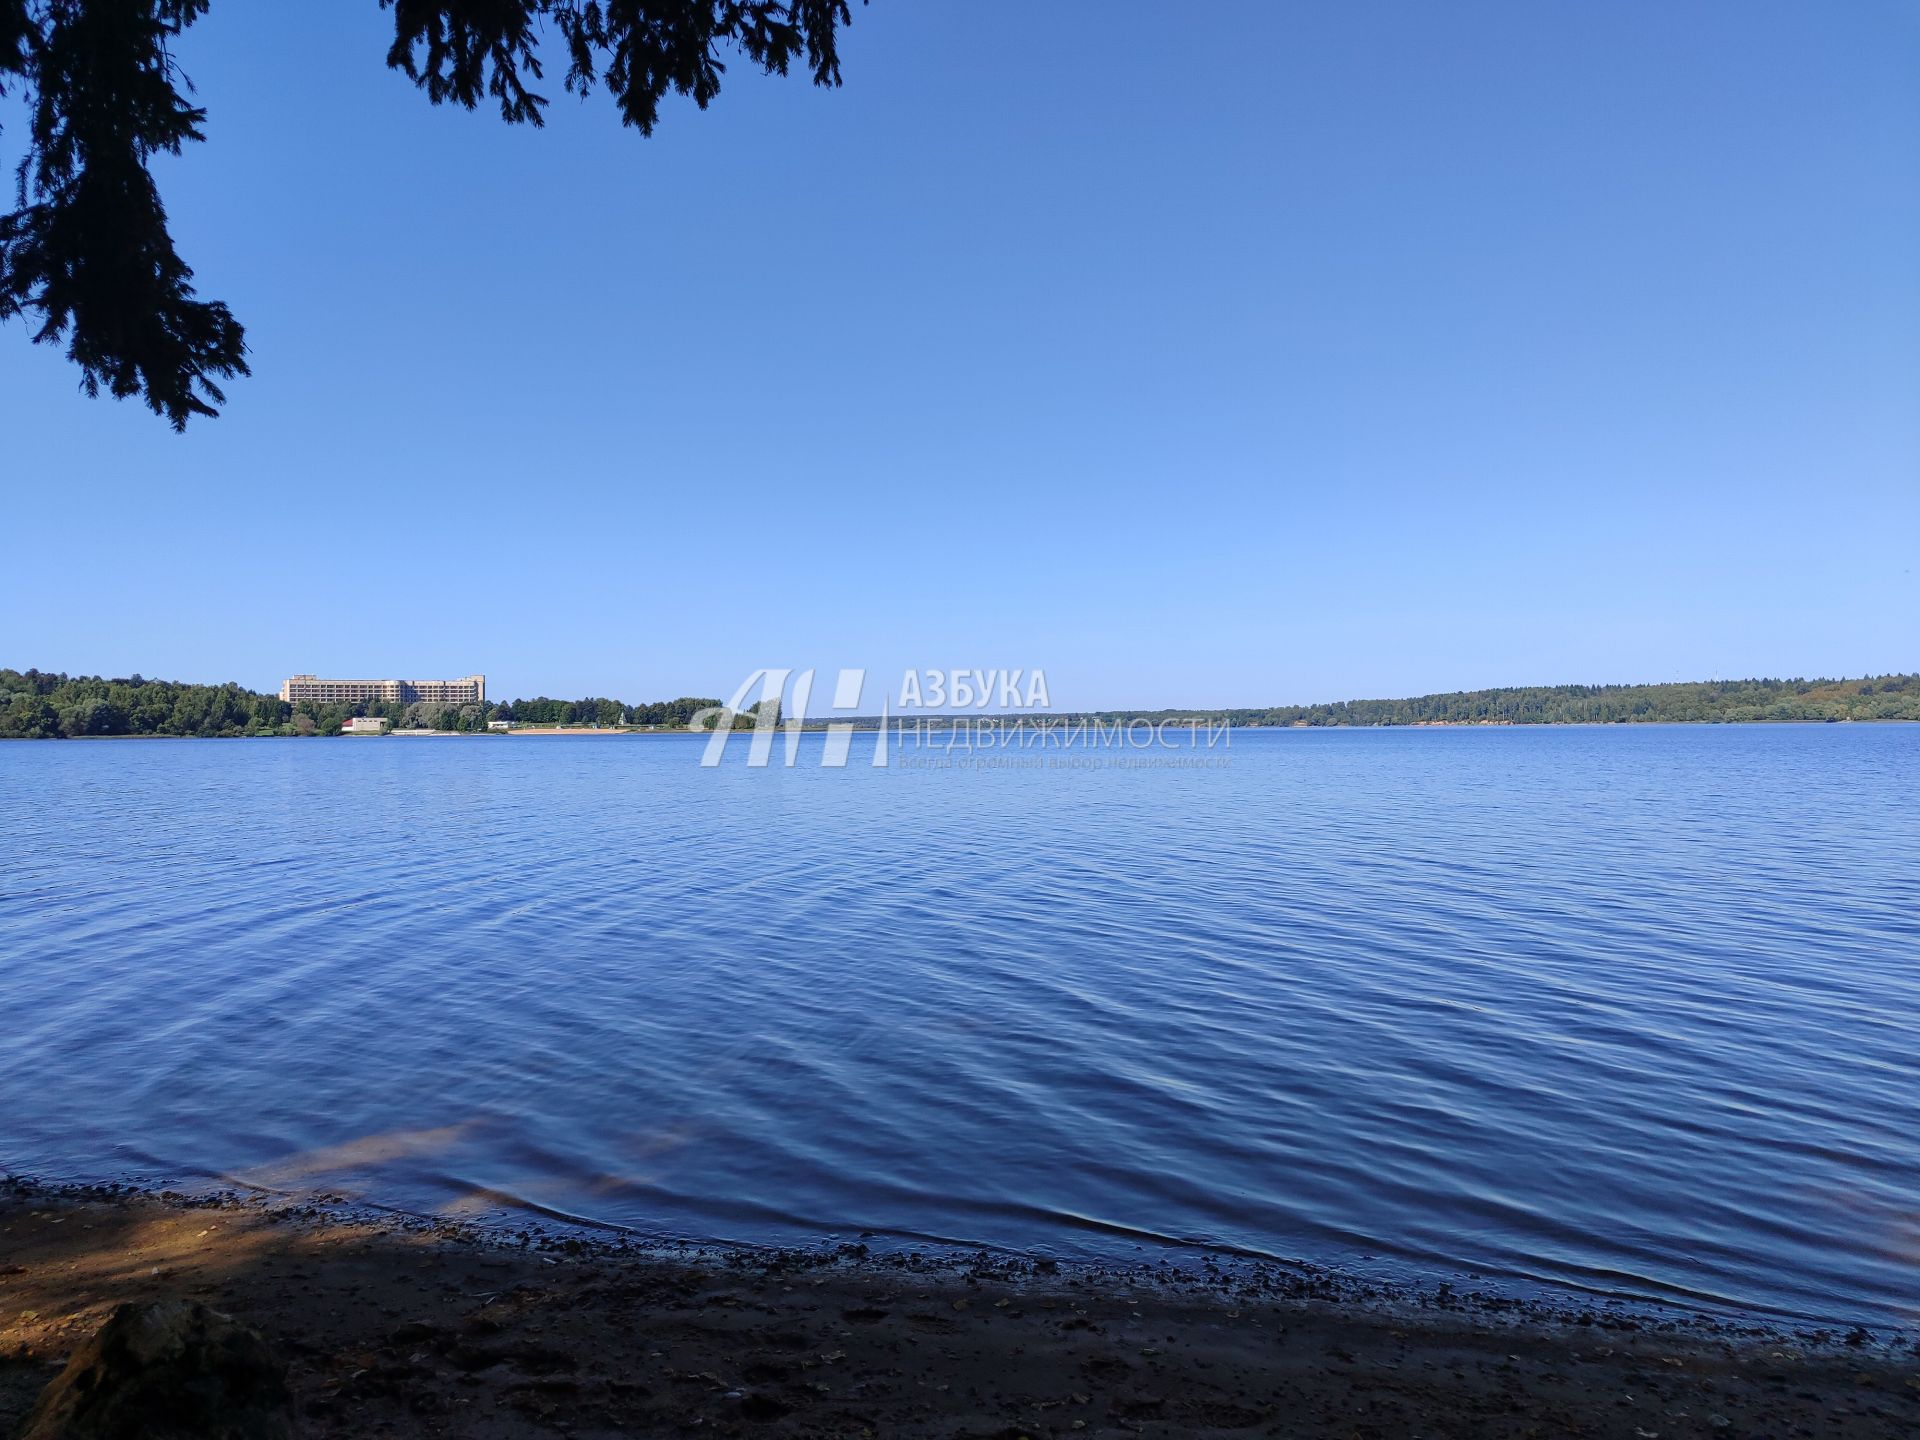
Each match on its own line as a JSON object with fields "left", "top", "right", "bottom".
{"left": 1, "top": 724, "right": 1916, "bottom": 1326}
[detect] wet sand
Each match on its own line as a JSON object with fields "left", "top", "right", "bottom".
{"left": 2, "top": 1183, "right": 1914, "bottom": 1438}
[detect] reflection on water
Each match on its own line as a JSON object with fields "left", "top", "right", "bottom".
{"left": 233, "top": 1123, "right": 479, "bottom": 1192}
{"left": 1, "top": 724, "right": 1916, "bottom": 1325}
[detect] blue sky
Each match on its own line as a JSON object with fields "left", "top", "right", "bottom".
{"left": 2, "top": 1, "right": 1915, "bottom": 709}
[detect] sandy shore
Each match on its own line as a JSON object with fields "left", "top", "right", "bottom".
{"left": 2, "top": 1183, "right": 1914, "bottom": 1438}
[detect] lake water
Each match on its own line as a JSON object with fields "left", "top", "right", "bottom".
{"left": 2, "top": 725, "right": 1916, "bottom": 1327}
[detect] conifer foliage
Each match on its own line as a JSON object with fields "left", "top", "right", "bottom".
{"left": 0, "top": 1, "right": 858, "bottom": 428}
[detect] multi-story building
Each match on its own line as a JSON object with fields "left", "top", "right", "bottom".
{"left": 280, "top": 674, "right": 486, "bottom": 706}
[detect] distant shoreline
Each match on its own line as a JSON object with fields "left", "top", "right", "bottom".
{"left": 6, "top": 669, "right": 1917, "bottom": 739}
{"left": 490, "top": 716, "right": 1920, "bottom": 735}
{"left": 9, "top": 715, "right": 1920, "bottom": 742}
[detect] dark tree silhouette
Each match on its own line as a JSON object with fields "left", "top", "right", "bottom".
{"left": 0, "top": 1, "right": 858, "bottom": 429}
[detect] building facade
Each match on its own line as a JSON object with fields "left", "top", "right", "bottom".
{"left": 280, "top": 674, "right": 486, "bottom": 706}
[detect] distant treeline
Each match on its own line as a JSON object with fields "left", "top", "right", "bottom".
{"left": 4, "top": 668, "right": 1915, "bottom": 739}
{"left": 501, "top": 695, "right": 723, "bottom": 728}
{"left": 0, "top": 669, "right": 728, "bottom": 739}
{"left": 1076, "top": 674, "right": 1920, "bottom": 728}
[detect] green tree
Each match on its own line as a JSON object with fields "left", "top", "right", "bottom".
{"left": 250, "top": 694, "right": 290, "bottom": 730}
{"left": 59, "top": 696, "right": 125, "bottom": 735}
{"left": 1, "top": 693, "right": 60, "bottom": 738}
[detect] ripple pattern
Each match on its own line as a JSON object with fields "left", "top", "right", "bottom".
{"left": 1, "top": 724, "right": 1916, "bottom": 1325}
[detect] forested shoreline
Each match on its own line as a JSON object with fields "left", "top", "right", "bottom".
{"left": 0, "top": 670, "right": 725, "bottom": 739}
{"left": 2, "top": 668, "right": 1914, "bottom": 739}
{"left": 1090, "top": 674, "right": 1920, "bottom": 727}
